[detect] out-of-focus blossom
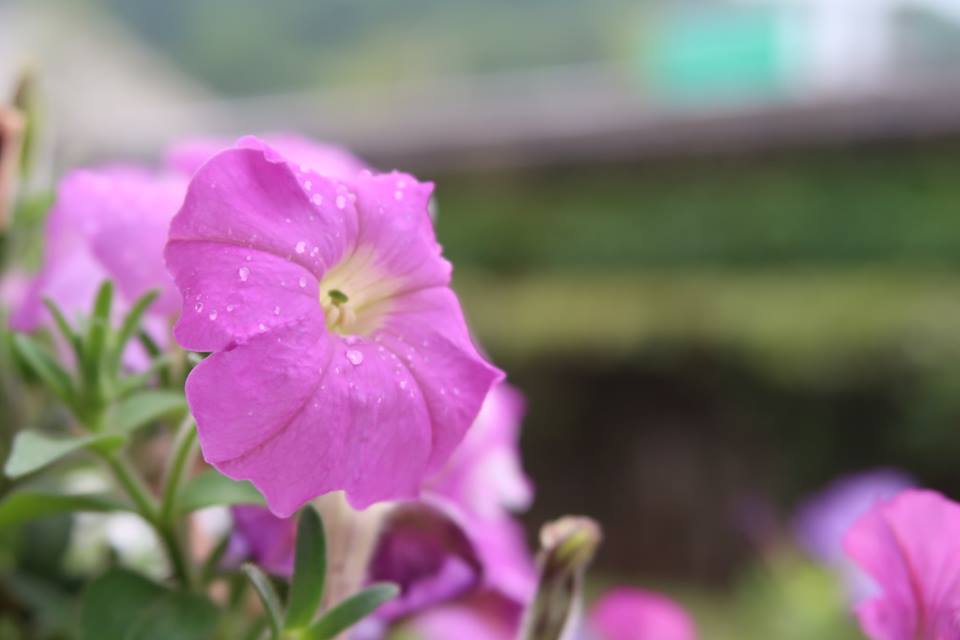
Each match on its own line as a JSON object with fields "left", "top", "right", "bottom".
{"left": 226, "top": 505, "right": 298, "bottom": 576}
{"left": 166, "top": 136, "right": 501, "bottom": 516}
{"left": 586, "top": 588, "right": 698, "bottom": 640}
{"left": 12, "top": 167, "right": 185, "bottom": 335}
{"left": 843, "top": 489, "right": 960, "bottom": 640}
{"left": 793, "top": 469, "right": 913, "bottom": 600}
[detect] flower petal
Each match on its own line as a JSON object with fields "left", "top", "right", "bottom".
{"left": 843, "top": 489, "right": 960, "bottom": 640}
{"left": 376, "top": 287, "right": 504, "bottom": 472}
{"left": 190, "top": 317, "right": 434, "bottom": 516}
{"left": 166, "top": 239, "right": 320, "bottom": 352}
{"left": 167, "top": 144, "right": 359, "bottom": 283}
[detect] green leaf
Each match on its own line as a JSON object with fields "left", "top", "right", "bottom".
{"left": 12, "top": 333, "right": 74, "bottom": 403}
{"left": 42, "top": 298, "right": 83, "bottom": 360}
{"left": 285, "top": 506, "right": 327, "bottom": 630}
{"left": 108, "top": 390, "right": 187, "bottom": 435}
{"left": 4, "top": 430, "right": 124, "bottom": 479}
{"left": 0, "top": 492, "right": 127, "bottom": 527}
{"left": 177, "top": 469, "right": 263, "bottom": 514}
{"left": 242, "top": 563, "right": 283, "bottom": 640}
{"left": 304, "top": 583, "right": 399, "bottom": 640}
{"left": 81, "top": 568, "right": 218, "bottom": 640}
{"left": 109, "top": 289, "right": 158, "bottom": 374}
{"left": 81, "top": 281, "right": 113, "bottom": 386}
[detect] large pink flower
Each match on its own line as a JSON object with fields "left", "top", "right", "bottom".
{"left": 165, "top": 137, "right": 502, "bottom": 516}
{"left": 843, "top": 489, "right": 960, "bottom": 640}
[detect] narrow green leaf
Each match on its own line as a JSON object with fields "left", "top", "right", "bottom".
{"left": 0, "top": 492, "right": 128, "bottom": 527}
{"left": 177, "top": 469, "right": 263, "bottom": 514}
{"left": 108, "top": 390, "right": 186, "bottom": 435}
{"left": 109, "top": 289, "right": 158, "bottom": 373}
{"left": 4, "top": 430, "right": 124, "bottom": 478}
{"left": 81, "top": 568, "right": 218, "bottom": 640}
{"left": 242, "top": 563, "right": 284, "bottom": 640}
{"left": 285, "top": 506, "right": 327, "bottom": 629}
{"left": 42, "top": 298, "right": 82, "bottom": 359}
{"left": 12, "top": 333, "right": 74, "bottom": 403}
{"left": 82, "top": 281, "right": 113, "bottom": 386}
{"left": 304, "top": 583, "right": 399, "bottom": 640}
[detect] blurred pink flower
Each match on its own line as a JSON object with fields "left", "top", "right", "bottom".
{"left": 843, "top": 489, "right": 960, "bottom": 640}
{"left": 587, "top": 587, "right": 698, "bottom": 640}
{"left": 12, "top": 167, "right": 185, "bottom": 335}
{"left": 166, "top": 136, "right": 501, "bottom": 516}
{"left": 226, "top": 505, "right": 297, "bottom": 576}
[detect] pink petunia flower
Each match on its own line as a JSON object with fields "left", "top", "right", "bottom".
{"left": 587, "top": 588, "right": 698, "bottom": 640}
{"left": 843, "top": 489, "right": 960, "bottom": 640}
{"left": 165, "top": 136, "right": 502, "bottom": 516}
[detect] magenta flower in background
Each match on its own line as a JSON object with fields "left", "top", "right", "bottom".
{"left": 587, "top": 588, "right": 698, "bottom": 640}
{"left": 843, "top": 489, "right": 960, "bottom": 640}
{"left": 165, "top": 137, "right": 502, "bottom": 516}
{"left": 12, "top": 167, "right": 185, "bottom": 336}
{"left": 792, "top": 468, "right": 913, "bottom": 600}
{"left": 226, "top": 505, "right": 297, "bottom": 576}
{"left": 402, "top": 591, "right": 524, "bottom": 640}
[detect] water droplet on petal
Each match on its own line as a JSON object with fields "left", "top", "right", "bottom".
{"left": 238, "top": 266, "right": 250, "bottom": 281}
{"left": 311, "top": 194, "right": 324, "bottom": 206}
{"left": 394, "top": 190, "right": 404, "bottom": 200}
{"left": 258, "top": 323, "right": 266, "bottom": 332}
{"left": 399, "top": 379, "right": 408, "bottom": 390}
{"left": 273, "top": 306, "right": 280, "bottom": 315}
{"left": 295, "top": 241, "right": 306, "bottom": 254}
{"left": 194, "top": 302, "right": 203, "bottom": 313}
{"left": 299, "top": 276, "right": 307, "bottom": 288}
{"left": 226, "top": 304, "right": 235, "bottom": 312}
{"left": 304, "top": 180, "right": 312, "bottom": 191}
{"left": 208, "top": 310, "right": 218, "bottom": 320}
{"left": 346, "top": 350, "right": 364, "bottom": 365}
{"left": 336, "top": 194, "right": 347, "bottom": 209}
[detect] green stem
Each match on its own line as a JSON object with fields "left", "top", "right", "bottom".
{"left": 160, "top": 416, "right": 198, "bottom": 525}
{"left": 101, "top": 449, "right": 194, "bottom": 590}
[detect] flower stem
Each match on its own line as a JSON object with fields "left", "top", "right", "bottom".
{"left": 160, "top": 416, "right": 198, "bottom": 525}
{"left": 101, "top": 447, "right": 194, "bottom": 590}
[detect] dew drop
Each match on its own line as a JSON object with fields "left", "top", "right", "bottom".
{"left": 299, "top": 276, "right": 307, "bottom": 288}
{"left": 194, "top": 302, "right": 203, "bottom": 313}
{"left": 394, "top": 190, "right": 404, "bottom": 200}
{"left": 226, "top": 304, "right": 235, "bottom": 312}
{"left": 304, "top": 180, "right": 312, "bottom": 191}
{"left": 245, "top": 254, "right": 252, "bottom": 261}
{"left": 346, "top": 350, "right": 364, "bottom": 365}
{"left": 258, "top": 323, "right": 266, "bottom": 332}
{"left": 208, "top": 310, "right": 218, "bottom": 320}
{"left": 273, "top": 306, "right": 280, "bottom": 315}
{"left": 238, "top": 266, "right": 250, "bottom": 282}
{"left": 336, "top": 194, "right": 347, "bottom": 209}
{"left": 399, "top": 379, "right": 408, "bottom": 390}
{"left": 295, "top": 241, "right": 306, "bottom": 254}
{"left": 311, "top": 194, "right": 324, "bottom": 206}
